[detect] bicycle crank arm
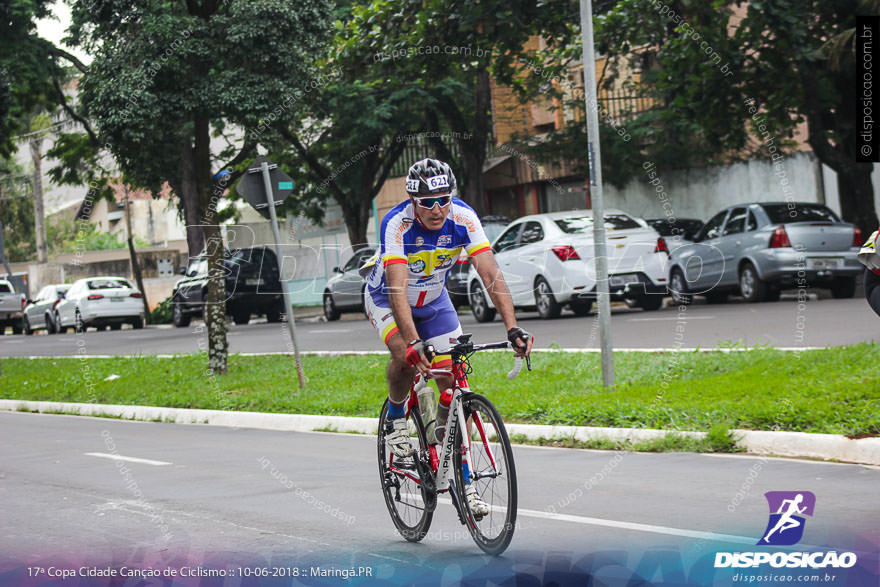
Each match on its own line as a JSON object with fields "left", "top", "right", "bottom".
{"left": 447, "top": 479, "right": 469, "bottom": 526}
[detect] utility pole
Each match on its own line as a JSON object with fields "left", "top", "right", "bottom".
{"left": 580, "top": 0, "right": 615, "bottom": 388}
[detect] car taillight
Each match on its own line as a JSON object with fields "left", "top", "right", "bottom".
{"left": 853, "top": 226, "right": 863, "bottom": 247}
{"left": 21, "top": 295, "right": 26, "bottom": 311}
{"left": 769, "top": 226, "right": 791, "bottom": 248}
{"left": 551, "top": 245, "right": 581, "bottom": 261}
{"left": 130, "top": 292, "right": 143, "bottom": 298}
{"left": 87, "top": 294, "right": 104, "bottom": 300}
{"left": 52, "top": 300, "right": 61, "bottom": 311}
{"left": 654, "top": 237, "right": 669, "bottom": 255}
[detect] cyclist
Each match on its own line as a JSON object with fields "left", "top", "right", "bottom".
{"left": 363, "top": 158, "right": 533, "bottom": 517}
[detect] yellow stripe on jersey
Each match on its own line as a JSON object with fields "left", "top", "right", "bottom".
{"left": 466, "top": 241, "right": 492, "bottom": 256}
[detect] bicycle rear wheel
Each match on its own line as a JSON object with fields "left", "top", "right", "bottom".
{"left": 377, "top": 400, "right": 434, "bottom": 542}
{"left": 453, "top": 393, "right": 517, "bottom": 555}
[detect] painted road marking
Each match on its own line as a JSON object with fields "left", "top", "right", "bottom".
{"left": 85, "top": 452, "right": 172, "bottom": 466}
{"left": 629, "top": 316, "right": 717, "bottom": 322}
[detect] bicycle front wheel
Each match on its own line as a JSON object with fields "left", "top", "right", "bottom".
{"left": 453, "top": 393, "right": 517, "bottom": 555}
{"left": 377, "top": 400, "right": 434, "bottom": 542}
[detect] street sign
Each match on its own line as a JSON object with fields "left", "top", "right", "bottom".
{"left": 236, "top": 156, "right": 295, "bottom": 219}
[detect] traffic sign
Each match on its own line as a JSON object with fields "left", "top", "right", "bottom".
{"left": 236, "top": 156, "right": 294, "bottom": 219}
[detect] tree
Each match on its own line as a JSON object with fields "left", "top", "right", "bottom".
{"left": 587, "top": 0, "right": 877, "bottom": 233}
{"left": 70, "top": 0, "right": 332, "bottom": 375}
{"left": 0, "top": 156, "right": 35, "bottom": 262}
{"left": 28, "top": 112, "right": 52, "bottom": 263}
{"left": 340, "top": 0, "right": 579, "bottom": 217}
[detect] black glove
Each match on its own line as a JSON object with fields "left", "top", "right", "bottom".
{"left": 406, "top": 339, "right": 435, "bottom": 366}
{"left": 507, "top": 327, "right": 532, "bottom": 349}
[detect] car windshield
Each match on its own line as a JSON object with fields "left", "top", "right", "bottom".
{"left": 761, "top": 204, "right": 840, "bottom": 224}
{"left": 87, "top": 279, "right": 131, "bottom": 290}
{"left": 555, "top": 214, "right": 641, "bottom": 233}
{"left": 483, "top": 223, "right": 508, "bottom": 244}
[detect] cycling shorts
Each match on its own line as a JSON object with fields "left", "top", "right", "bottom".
{"left": 364, "top": 288, "right": 462, "bottom": 368}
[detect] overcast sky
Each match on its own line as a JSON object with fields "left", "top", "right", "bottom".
{"left": 36, "top": 1, "right": 92, "bottom": 66}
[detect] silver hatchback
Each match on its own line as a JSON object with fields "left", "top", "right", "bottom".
{"left": 668, "top": 202, "right": 862, "bottom": 303}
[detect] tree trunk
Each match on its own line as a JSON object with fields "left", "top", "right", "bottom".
{"left": 29, "top": 136, "right": 48, "bottom": 263}
{"left": 178, "top": 136, "right": 205, "bottom": 259}
{"left": 837, "top": 164, "right": 879, "bottom": 237}
{"left": 124, "top": 187, "right": 150, "bottom": 320}
{"left": 194, "top": 116, "right": 228, "bottom": 376}
{"left": 451, "top": 66, "right": 492, "bottom": 217}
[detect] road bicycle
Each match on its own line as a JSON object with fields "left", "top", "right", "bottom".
{"left": 377, "top": 333, "right": 529, "bottom": 555}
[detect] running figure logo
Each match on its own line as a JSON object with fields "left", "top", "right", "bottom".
{"left": 758, "top": 491, "right": 816, "bottom": 546}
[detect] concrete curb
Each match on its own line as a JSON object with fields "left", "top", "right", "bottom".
{"left": 1, "top": 400, "right": 878, "bottom": 466}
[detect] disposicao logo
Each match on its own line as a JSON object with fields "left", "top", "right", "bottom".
{"left": 759, "top": 491, "right": 815, "bottom": 546}
{"left": 714, "top": 491, "right": 857, "bottom": 570}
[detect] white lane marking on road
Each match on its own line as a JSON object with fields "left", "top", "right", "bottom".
{"left": 628, "top": 316, "right": 717, "bottom": 322}
{"left": 85, "top": 452, "right": 172, "bottom": 466}
{"left": 424, "top": 495, "right": 753, "bottom": 544}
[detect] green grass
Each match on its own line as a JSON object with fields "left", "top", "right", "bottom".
{"left": 2, "top": 344, "right": 879, "bottom": 436}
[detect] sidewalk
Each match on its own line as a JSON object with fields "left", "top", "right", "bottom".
{"left": 2, "top": 400, "right": 878, "bottom": 466}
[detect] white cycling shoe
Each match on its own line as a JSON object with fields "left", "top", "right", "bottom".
{"left": 385, "top": 417, "right": 414, "bottom": 458}
{"left": 465, "top": 483, "right": 490, "bottom": 520}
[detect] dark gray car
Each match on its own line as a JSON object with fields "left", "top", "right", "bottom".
{"left": 668, "top": 202, "right": 862, "bottom": 304}
{"left": 23, "top": 284, "right": 70, "bottom": 335}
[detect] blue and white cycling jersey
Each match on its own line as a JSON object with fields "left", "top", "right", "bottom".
{"left": 365, "top": 198, "right": 491, "bottom": 308}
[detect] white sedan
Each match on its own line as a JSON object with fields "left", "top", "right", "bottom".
{"left": 55, "top": 276, "right": 146, "bottom": 332}
{"left": 467, "top": 209, "right": 670, "bottom": 320}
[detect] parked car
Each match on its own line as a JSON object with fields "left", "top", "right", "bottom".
{"left": 667, "top": 202, "right": 863, "bottom": 304}
{"left": 0, "top": 278, "right": 26, "bottom": 335}
{"left": 467, "top": 209, "right": 670, "bottom": 321}
{"left": 23, "top": 284, "right": 70, "bottom": 335}
{"left": 645, "top": 217, "right": 704, "bottom": 242}
{"left": 172, "top": 246, "right": 284, "bottom": 327}
{"left": 446, "top": 215, "right": 511, "bottom": 308}
{"left": 55, "top": 277, "right": 145, "bottom": 332}
{"left": 323, "top": 246, "right": 378, "bottom": 321}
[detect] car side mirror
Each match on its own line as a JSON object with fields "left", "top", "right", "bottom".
{"left": 179, "top": 267, "right": 187, "bottom": 275}
{"left": 26, "top": 299, "right": 34, "bottom": 305}
{"left": 332, "top": 266, "right": 341, "bottom": 273}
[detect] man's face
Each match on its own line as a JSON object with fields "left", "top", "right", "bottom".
{"left": 411, "top": 193, "right": 452, "bottom": 231}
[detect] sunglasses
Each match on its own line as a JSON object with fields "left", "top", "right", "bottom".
{"left": 414, "top": 195, "right": 452, "bottom": 209}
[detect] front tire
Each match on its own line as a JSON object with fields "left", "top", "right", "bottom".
{"left": 669, "top": 268, "right": 692, "bottom": 306}
{"left": 378, "top": 401, "right": 434, "bottom": 542}
{"left": 323, "top": 292, "right": 341, "bottom": 321}
{"left": 23, "top": 316, "right": 33, "bottom": 335}
{"left": 232, "top": 310, "right": 250, "bottom": 325}
{"left": 640, "top": 295, "right": 664, "bottom": 311}
{"left": 131, "top": 316, "right": 144, "bottom": 329}
{"left": 469, "top": 282, "right": 497, "bottom": 323}
{"left": 570, "top": 299, "right": 593, "bottom": 316}
{"left": 534, "top": 277, "right": 562, "bottom": 319}
{"left": 454, "top": 393, "right": 518, "bottom": 556}
{"left": 172, "top": 302, "right": 191, "bottom": 327}
{"left": 739, "top": 262, "right": 767, "bottom": 303}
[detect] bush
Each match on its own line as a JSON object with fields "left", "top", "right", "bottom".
{"left": 149, "top": 296, "right": 173, "bottom": 324}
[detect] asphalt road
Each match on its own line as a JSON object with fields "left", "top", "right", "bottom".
{"left": 1, "top": 412, "right": 878, "bottom": 585}
{"left": 1, "top": 296, "right": 876, "bottom": 358}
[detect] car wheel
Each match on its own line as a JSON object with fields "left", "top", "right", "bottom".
{"left": 535, "top": 277, "right": 562, "bottom": 319}
{"left": 266, "top": 301, "right": 284, "bottom": 323}
{"left": 172, "top": 301, "right": 191, "bottom": 327}
{"left": 23, "top": 316, "right": 33, "bottom": 335}
{"left": 469, "top": 282, "right": 497, "bottom": 323}
{"left": 669, "top": 268, "right": 692, "bottom": 306}
{"left": 232, "top": 310, "right": 250, "bottom": 325}
{"left": 570, "top": 299, "right": 593, "bottom": 316}
{"left": 74, "top": 311, "right": 86, "bottom": 333}
{"left": 323, "top": 292, "right": 341, "bottom": 321}
{"left": 131, "top": 316, "right": 144, "bottom": 329}
{"left": 46, "top": 314, "right": 58, "bottom": 335}
{"left": 830, "top": 276, "right": 856, "bottom": 299}
{"left": 54, "top": 312, "right": 67, "bottom": 334}
{"left": 739, "top": 262, "right": 767, "bottom": 303}
{"left": 640, "top": 295, "right": 664, "bottom": 311}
